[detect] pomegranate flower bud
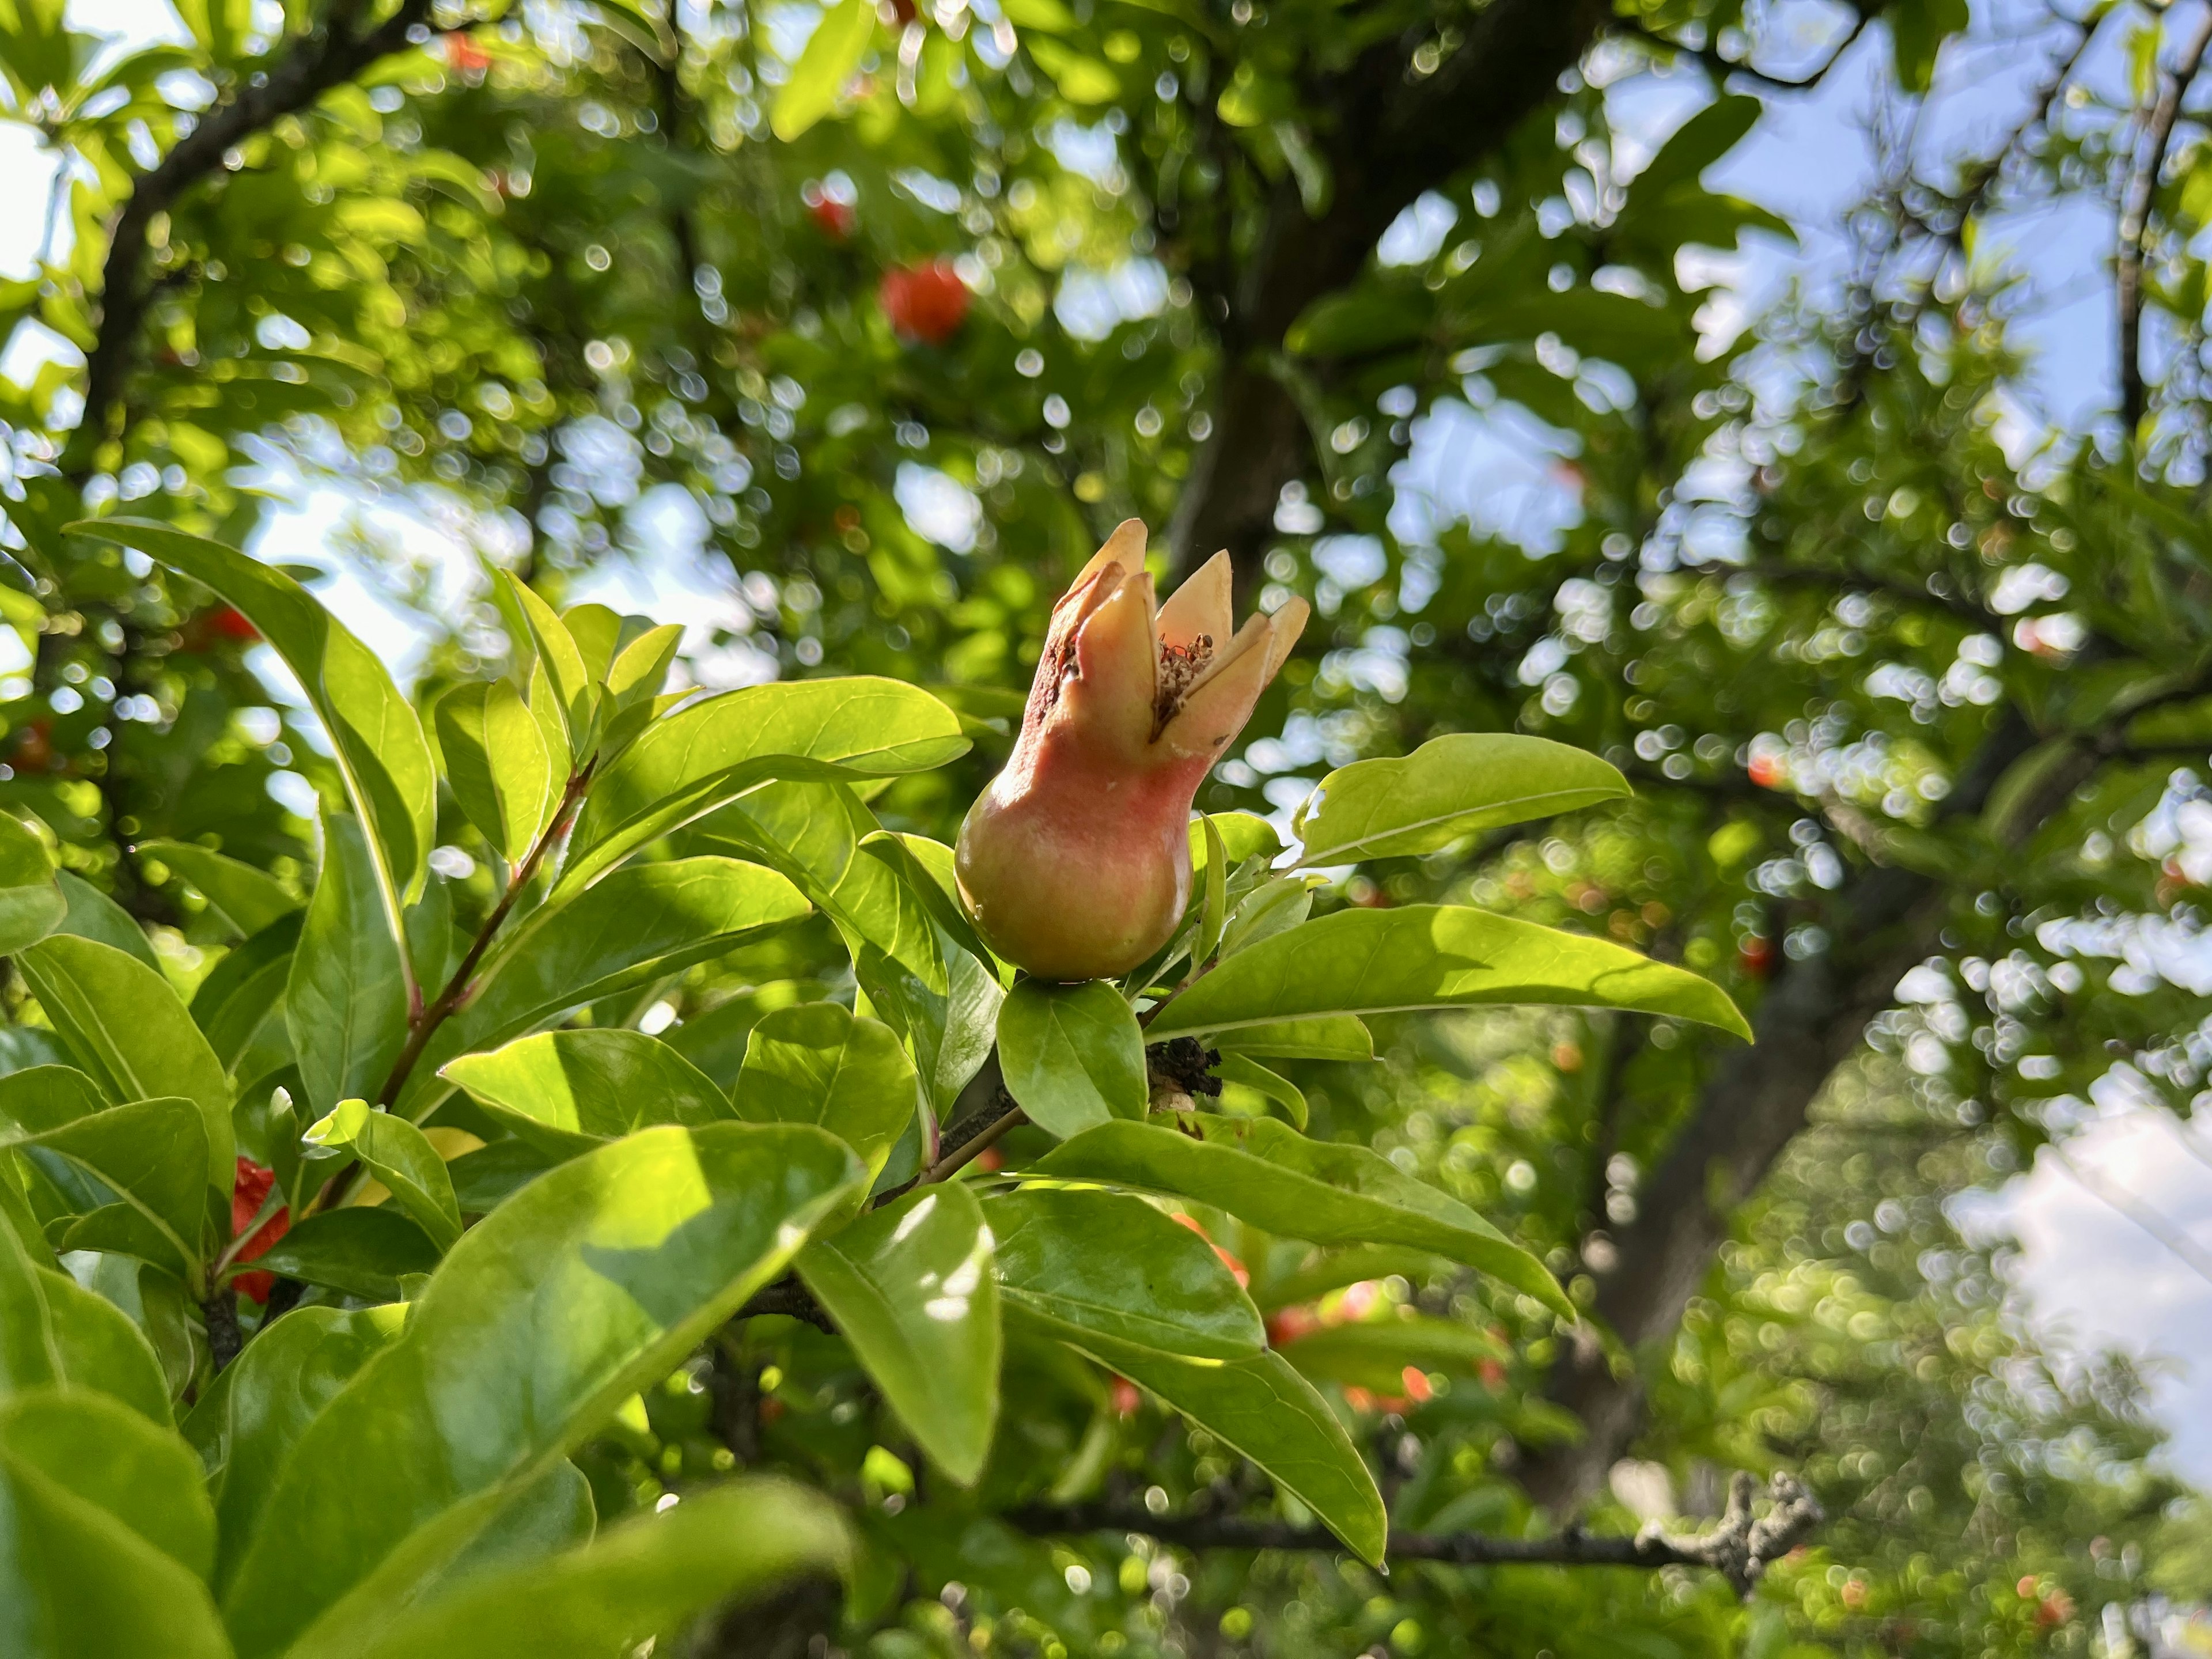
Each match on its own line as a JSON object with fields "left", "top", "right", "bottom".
{"left": 955, "top": 520, "right": 1308, "bottom": 981}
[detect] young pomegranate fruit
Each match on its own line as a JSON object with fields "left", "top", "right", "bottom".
{"left": 955, "top": 520, "right": 1308, "bottom": 980}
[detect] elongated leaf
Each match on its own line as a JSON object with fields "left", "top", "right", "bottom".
{"left": 989, "top": 1187, "right": 1263, "bottom": 1359}
{"left": 0, "top": 811, "right": 64, "bottom": 955}
{"left": 191, "top": 912, "right": 301, "bottom": 1074}
{"left": 17, "top": 934, "right": 233, "bottom": 1188}
{"left": 401, "top": 858, "right": 811, "bottom": 1118}
{"left": 997, "top": 979, "right": 1147, "bottom": 1139}
{"left": 1147, "top": 906, "right": 1750, "bottom": 1043}
{"left": 70, "top": 518, "right": 436, "bottom": 913}
{"left": 244, "top": 1208, "right": 440, "bottom": 1301}
{"left": 436, "top": 680, "right": 556, "bottom": 862}
{"left": 442, "top": 1029, "right": 729, "bottom": 1154}
{"left": 797, "top": 1184, "right": 999, "bottom": 1482}
{"left": 0, "top": 1389, "right": 214, "bottom": 1577}
{"left": 859, "top": 830, "right": 1000, "bottom": 979}
{"left": 772, "top": 0, "right": 876, "bottom": 139}
{"left": 1277, "top": 1315, "right": 1505, "bottom": 1391}
{"left": 314, "top": 1478, "right": 847, "bottom": 1659}
{"left": 139, "top": 839, "right": 299, "bottom": 938}
{"left": 606, "top": 622, "right": 684, "bottom": 708}
{"left": 219, "top": 1123, "right": 865, "bottom": 1657}
{"left": 305, "top": 1099, "right": 461, "bottom": 1251}
{"left": 0, "top": 1222, "right": 170, "bottom": 1423}
{"left": 1195, "top": 814, "right": 1229, "bottom": 968}
{"left": 1032, "top": 1117, "right": 1571, "bottom": 1317}
{"left": 559, "top": 679, "right": 967, "bottom": 893}
{"left": 16, "top": 1098, "right": 209, "bottom": 1278}
{"left": 182, "top": 1303, "right": 406, "bottom": 1592}
{"left": 856, "top": 935, "right": 1002, "bottom": 1119}
{"left": 1054, "top": 1326, "right": 1386, "bottom": 1565}
{"left": 1293, "top": 734, "right": 1630, "bottom": 866}
{"left": 734, "top": 1002, "right": 916, "bottom": 1175}
{"left": 0, "top": 1446, "right": 230, "bottom": 1657}
{"left": 0, "top": 1065, "right": 106, "bottom": 1134}
{"left": 1214, "top": 1016, "right": 1373, "bottom": 1062}
{"left": 501, "top": 574, "right": 593, "bottom": 757}
{"left": 1215, "top": 1052, "right": 1306, "bottom": 1128}
{"left": 54, "top": 870, "right": 158, "bottom": 969}
{"left": 289, "top": 814, "right": 409, "bottom": 1117}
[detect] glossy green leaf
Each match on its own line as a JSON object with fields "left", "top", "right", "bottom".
{"left": 1213, "top": 1016, "right": 1373, "bottom": 1062}
{"left": 0, "top": 1444, "right": 230, "bottom": 1658}
{"left": 1147, "top": 906, "right": 1751, "bottom": 1043}
{"left": 17, "top": 934, "right": 234, "bottom": 1188}
{"left": 244, "top": 1208, "right": 440, "bottom": 1301}
{"left": 313, "top": 1477, "right": 848, "bottom": 1659}
{"left": 1277, "top": 1315, "right": 1505, "bottom": 1391}
{"left": 288, "top": 814, "right": 408, "bottom": 1118}
{"left": 499, "top": 573, "right": 592, "bottom": 759}
{"left": 1033, "top": 1117, "right": 1571, "bottom": 1317}
{"left": 989, "top": 1187, "right": 1264, "bottom": 1359}
{"left": 442, "top": 1028, "right": 729, "bottom": 1154}
{"left": 734, "top": 1002, "right": 917, "bottom": 1175}
{"left": 560, "top": 678, "right": 967, "bottom": 893}
{"left": 5, "top": 1097, "right": 208, "bottom": 1277}
{"left": 772, "top": 0, "right": 875, "bottom": 140}
{"left": 183, "top": 1302, "right": 405, "bottom": 1592}
{"left": 1214, "top": 1051, "right": 1306, "bottom": 1129}
{"left": 435, "top": 680, "right": 556, "bottom": 863}
{"left": 858, "top": 830, "right": 1001, "bottom": 976}
{"left": 139, "top": 839, "right": 299, "bottom": 938}
{"left": 54, "top": 870, "right": 158, "bottom": 969}
{"left": 1056, "top": 1327, "right": 1386, "bottom": 1565}
{"left": 1219, "top": 877, "right": 1317, "bottom": 959}
{"left": 446, "top": 1140, "right": 563, "bottom": 1213}
{"left": 401, "top": 857, "right": 811, "bottom": 1118}
{"left": 854, "top": 935, "right": 1002, "bottom": 1120}
{"left": 304, "top": 1100, "right": 461, "bottom": 1251}
{"left": 219, "top": 1123, "right": 866, "bottom": 1657}
{"left": 190, "top": 913, "right": 301, "bottom": 1074}
{"left": 1195, "top": 813, "right": 1229, "bottom": 968}
{"left": 71, "top": 518, "right": 436, "bottom": 912}
{"left": 0, "top": 1065, "right": 107, "bottom": 1134}
{"left": 1293, "top": 734, "right": 1630, "bottom": 866}
{"left": 0, "top": 1388, "right": 214, "bottom": 1577}
{"left": 0, "top": 1222, "right": 170, "bottom": 1423}
{"left": 0, "top": 811, "right": 64, "bottom": 955}
{"left": 605, "top": 622, "right": 683, "bottom": 710}
{"left": 797, "top": 1183, "right": 999, "bottom": 1482}
{"left": 997, "top": 978, "right": 1147, "bottom": 1139}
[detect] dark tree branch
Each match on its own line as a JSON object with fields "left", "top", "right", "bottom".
{"left": 735, "top": 1277, "right": 836, "bottom": 1334}
{"left": 1616, "top": 12, "right": 1874, "bottom": 96}
{"left": 1012, "top": 1472, "right": 1821, "bottom": 1599}
{"left": 66, "top": 0, "right": 460, "bottom": 472}
{"left": 2118, "top": 6, "right": 2212, "bottom": 438}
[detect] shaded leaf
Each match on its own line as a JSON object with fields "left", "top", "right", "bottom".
{"left": 997, "top": 979, "right": 1147, "bottom": 1139}
{"left": 734, "top": 1002, "right": 918, "bottom": 1176}
{"left": 288, "top": 813, "right": 408, "bottom": 1118}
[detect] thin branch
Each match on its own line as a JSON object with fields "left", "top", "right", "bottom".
{"left": 1010, "top": 1472, "right": 1822, "bottom": 1599}
{"left": 1613, "top": 12, "right": 1874, "bottom": 95}
{"left": 66, "top": 0, "right": 472, "bottom": 471}
{"left": 2118, "top": 5, "right": 2212, "bottom": 437}
{"left": 735, "top": 1277, "right": 836, "bottom": 1334}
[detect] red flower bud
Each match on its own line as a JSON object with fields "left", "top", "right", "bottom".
{"left": 229, "top": 1156, "right": 290, "bottom": 1304}
{"left": 880, "top": 259, "right": 970, "bottom": 345}
{"left": 807, "top": 195, "right": 857, "bottom": 241}
{"left": 955, "top": 521, "right": 1308, "bottom": 980}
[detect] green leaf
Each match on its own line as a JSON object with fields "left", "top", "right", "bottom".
{"left": 772, "top": 0, "right": 876, "bottom": 141}
{"left": 288, "top": 814, "right": 409, "bottom": 1118}
{"left": 0, "top": 811, "right": 63, "bottom": 955}
{"left": 858, "top": 830, "right": 1001, "bottom": 978}
{"left": 244, "top": 1208, "right": 441, "bottom": 1301}
{"left": 17, "top": 1098, "right": 210, "bottom": 1278}
{"left": 1252, "top": 1244, "right": 1446, "bottom": 1312}
{"left": 182, "top": 1303, "right": 404, "bottom": 1593}
{"left": 498, "top": 573, "right": 592, "bottom": 762}
{"left": 436, "top": 680, "right": 557, "bottom": 863}
{"left": 1214, "top": 1016, "right": 1373, "bottom": 1062}
{"left": 1032, "top": 1117, "right": 1572, "bottom": 1317}
{"left": 797, "top": 1184, "right": 999, "bottom": 1482}
{"left": 70, "top": 518, "right": 437, "bottom": 916}
{"left": 734, "top": 1002, "right": 918, "bottom": 1176}
{"left": 853, "top": 940, "right": 1003, "bottom": 1120}
{"left": 446, "top": 1141, "right": 563, "bottom": 1213}
{"left": 219, "top": 1123, "right": 865, "bottom": 1657}
{"left": 1055, "top": 1327, "right": 1385, "bottom": 1565}
{"left": 1276, "top": 1315, "right": 1505, "bottom": 1392}
{"left": 0, "top": 1442, "right": 230, "bottom": 1657}
{"left": 0, "top": 1064, "right": 106, "bottom": 1134}
{"left": 191, "top": 913, "right": 301, "bottom": 1075}
{"left": 0, "top": 1388, "right": 214, "bottom": 1577}
{"left": 605, "top": 623, "right": 684, "bottom": 710}
{"left": 560, "top": 679, "right": 967, "bottom": 894}
{"left": 402, "top": 858, "right": 812, "bottom": 1118}
{"left": 310, "top": 1477, "right": 849, "bottom": 1659}
{"left": 1215, "top": 1052, "right": 1306, "bottom": 1129}
{"left": 21, "top": 926, "right": 234, "bottom": 1191}
{"left": 442, "top": 1029, "right": 730, "bottom": 1155}
{"left": 54, "top": 870, "right": 158, "bottom": 969}
{"left": 1293, "top": 734, "right": 1630, "bottom": 865}
{"left": 988, "top": 1187, "right": 1264, "bottom": 1359}
{"left": 0, "top": 1222, "right": 171, "bottom": 1423}
{"left": 304, "top": 1099, "right": 462, "bottom": 1251}
{"left": 1195, "top": 814, "right": 1229, "bottom": 968}
{"left": 1147, "top": 906, "right": 1751, "bottom": 1043}
{"left": 997, "top": 979, "right": 1147, "bottom": 1139}
{"left": 139, "top": 839, "right": 299, "bottom": 938}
